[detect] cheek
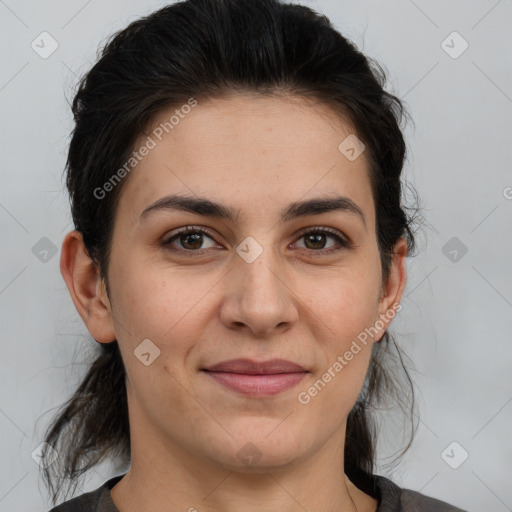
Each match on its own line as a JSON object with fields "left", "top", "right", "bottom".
{"left": 111, "top": 264, "right": 212, "bottom": 405}
{"left": 303, "top": 281, "right": 377, "bottom": 415}
{"left": 111, "top": 262, "right": 220, "bottom": 358}
{"left": 317, "top": 266, "right": 381, "bottom": 340}
{"left": 307, "top": 262, "right": 380, "bottom": 400}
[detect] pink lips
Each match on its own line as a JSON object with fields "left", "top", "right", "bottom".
{"left": 202, "top": 358, "right": 308, "bottom": 397}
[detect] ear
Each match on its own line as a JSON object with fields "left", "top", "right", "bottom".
{"left": 373, "top": 237, "right": 408, "bottom": 342}
{"left": 60, "top": 230, "right": 116, "bottom": 343}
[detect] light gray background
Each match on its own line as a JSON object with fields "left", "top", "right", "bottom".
{"left": 1, "top": 1, "right": 511, "bottom": 511}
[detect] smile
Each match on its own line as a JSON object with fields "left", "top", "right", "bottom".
{"left": 202, "top": 370, "right": 308, "bottom": 396}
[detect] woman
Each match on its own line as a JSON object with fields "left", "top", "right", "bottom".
{"left": 41, "top": 0, "right": 466, "bottom": 510}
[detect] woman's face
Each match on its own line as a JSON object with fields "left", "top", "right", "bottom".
{"left": 75, "top": 93, "right": 407, "bottom": 473}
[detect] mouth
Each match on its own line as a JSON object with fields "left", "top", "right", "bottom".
{"left": 201, "top": 358, "right": 309, "bottom": 397}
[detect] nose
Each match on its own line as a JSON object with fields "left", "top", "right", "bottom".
{"left": 218, "top": 246, "right": 299, "bottom": 338}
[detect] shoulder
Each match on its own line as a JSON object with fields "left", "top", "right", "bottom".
{"left": 373, "top": 473, "right": 467, "bottom": 512}
{"left": 46, "top": 474, "right": 124, "bottom": 512}
{"left": 46, "top": 486, "right": 102, "bottom": 512}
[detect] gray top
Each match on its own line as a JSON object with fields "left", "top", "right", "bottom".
{"left": 47, "top": 472, "right": 467, "bottom": 511}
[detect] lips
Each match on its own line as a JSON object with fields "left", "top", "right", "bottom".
{"left": 202, "top": 358, "right": 308, "bottom": 396}
{"left": 204, "top": 358, "right": 307, "bottom": 374}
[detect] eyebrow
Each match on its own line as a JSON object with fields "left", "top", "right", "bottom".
{"left": 139, "top": 194, "right": 367, "bottom": 230}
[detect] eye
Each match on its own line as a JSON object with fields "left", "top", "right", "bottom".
{"left": 162, "top": 226, "right": 219, "bottom": 254}
{"left": 162, "top": 225, "right": 351, "bottom": 256}
{"left": 292, "top": 227, "right": 351, "bottom": 255}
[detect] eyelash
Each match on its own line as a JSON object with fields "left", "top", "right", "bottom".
{"left": 162, "top": 225, "right": 352, "bottom": 257}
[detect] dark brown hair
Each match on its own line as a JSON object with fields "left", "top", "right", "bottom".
{"left": 40, "top": 0, "right": 420, "bottom": 505}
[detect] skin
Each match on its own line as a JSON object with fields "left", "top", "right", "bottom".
{"left": 60, "top": 93, "right": 407, "bottom": 512}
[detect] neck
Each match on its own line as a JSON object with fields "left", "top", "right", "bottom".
{"left": 110, "top": 422, "right": 372, "bottom": 511}
{"left": 110, "top": 388, "right": 378, "bottom": 511}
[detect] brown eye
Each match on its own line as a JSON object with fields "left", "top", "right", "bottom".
{"left": 303, "top": 232, "right": 329, "bottom": 250}
{"left": 178, "top": 232, "right": 204, "bottom": 250}
{"left": 162, "top": 225, "right": 351, "bottom": 257}
{"left": 163, "top": 226, "right": 218, "bottom": 253}
{"left": 294, "top": 227, "right": 351, "bottom": 255}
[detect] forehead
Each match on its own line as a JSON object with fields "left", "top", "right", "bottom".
{"left": 115, "top": 93, "right": 374, "bottom": 228}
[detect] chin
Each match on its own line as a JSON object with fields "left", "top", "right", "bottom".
{"left": 204, "top": 428, "right": 312, "bottom": 474}
{"left": 213, "top": 448, "right": 304, "bottom": 474}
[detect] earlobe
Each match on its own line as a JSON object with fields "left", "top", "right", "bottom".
{"left": 374, "top": 237, "right": 408, "bottom": 341}
{"left": 60, "top": 230, "right": 117, "bottom": 343}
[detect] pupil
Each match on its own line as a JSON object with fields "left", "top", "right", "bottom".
{"left": 307, "top": 234, "right": 325, "bottom": 249}
{"left": 183, "top": 233, "right": 202, "bottom": 249}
